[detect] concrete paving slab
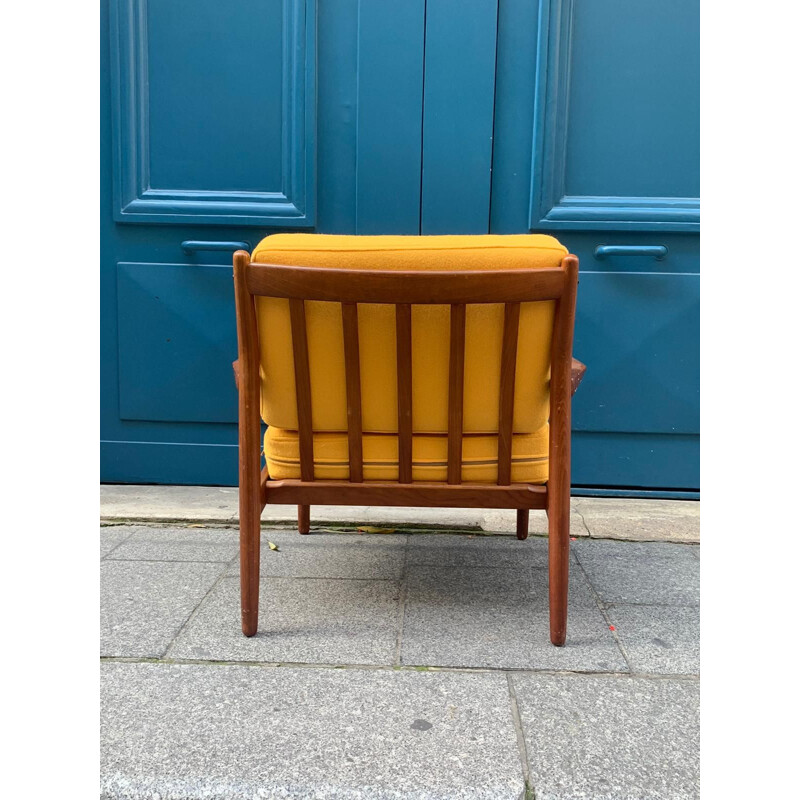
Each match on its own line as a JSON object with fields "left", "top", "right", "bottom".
{"left": 607, "top": 604, "right": 700, "bottom": 675}
{"left": 513, "top": 673, "right": 699, "bottom": 800}
{"left": 401, "top": 565, "right": 627, "bottom": 671}
{"left": 101, "top": 662, "right": 524, "bottom": 800}
{"left": 100, "top": 527, "right": 134, "bottom": 558}
{"left": 574, "top": 540, "right": 700, "bottom": 606}
{"left": 406, "top": 532, "right": 574, "bottom": 570}
{"left": 105, "top": 525, "right": 238, "bottom": 563}
{"left": 101, "top": 484, "right": 240, "bottom": 522}
{"left": 225, "top": 530, "right": 407, "bottom": 579}
{"left": 574, "top": 497, "right": 699, "bottom": 543}
{"left": 101, "top": 561, "right": 225, "bottom": 657}
{"left": 169, "top": 576, "right": 401, "bottom": 665}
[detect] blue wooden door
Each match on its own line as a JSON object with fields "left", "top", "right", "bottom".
{"left": 101, "top": 0, "right": 698, "bottom": 492}
{"left": 491, "top": 0, "right": 700, "bottom": 493}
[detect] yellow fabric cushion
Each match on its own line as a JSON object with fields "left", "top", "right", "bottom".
{"left": 265, "top": 425, "right": 550, "bottom": 484}
{"left": 252, "top": 233, "right": 567, "bottom": 435}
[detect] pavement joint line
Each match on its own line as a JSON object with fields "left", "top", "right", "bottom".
{"left": 98, "top": 655, "right": 699, "bottom": 680}
{"left": 392, "top": 534, "right": 411, "bottom": 665}
{"left": 572, "top": 546, "right": 635, "bottom": 672}
{"left": 161, "top": 562, "right": 231, "bottom": 661}
{"left": 506, "top": 673, "right": 532, "bottom": 791}
{"left": 100, "top": 527, "right": 138, "bottom": 559}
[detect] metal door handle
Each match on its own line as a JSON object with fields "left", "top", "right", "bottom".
{"left": 594, "top": 245, "right": 668, "bottom": 260}
{"left": 181, "top": 240, "right": 251, "bottom": 253}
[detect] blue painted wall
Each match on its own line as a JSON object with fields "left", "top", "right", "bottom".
{"left": 101, "top": 0, "right": 699, "bottom": 492}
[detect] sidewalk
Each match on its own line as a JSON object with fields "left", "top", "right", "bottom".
{"left": 100, "top": 488, "right": 699, "bottom": 799}
{"left": 101, "top": 484, "right": 700, "bottom": 542}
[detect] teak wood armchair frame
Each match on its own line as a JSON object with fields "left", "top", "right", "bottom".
{"left": 232, "top": 250, "right": 582, "bottom": 645}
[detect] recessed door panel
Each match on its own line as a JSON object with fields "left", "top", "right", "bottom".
{"left": 531, "top": 0, "right": 699, "bottom": 231}
{"left": 572, "top": 271, "right": 699, "bottom": 435}
{"left": 110, "top": 0, "right": 316, "bottom": 226}
{"left": 117, "top": 262, "right": 238, "bottom": 423}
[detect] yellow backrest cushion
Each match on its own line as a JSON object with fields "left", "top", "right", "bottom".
{"left": 252, "top": 234, "right": 567, "bottom": 434}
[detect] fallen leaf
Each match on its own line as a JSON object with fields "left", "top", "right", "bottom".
{"left": 268, "top": 541, "right": 279, "bottom": 551}
{"left": 357, "top": 526, "right": 397, "bottom": 534}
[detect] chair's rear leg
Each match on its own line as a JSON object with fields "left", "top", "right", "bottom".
{"left": 547, "top": 483, "right": 570, "bottom": 646}
{"left": 516, "top": 509, "right": 529, "bottom": 540}
{"left": 298, "top": 504, "right": 310, "bottom": 535}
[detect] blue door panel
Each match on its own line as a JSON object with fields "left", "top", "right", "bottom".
{"left": 564, "top": 0, "right": 700, "bottom": 200}
{"left": 489, "top": 0, "right": 540, "bottom": 236}
{"left": 101, "top": 440, "right": 238, "bottom": 486}
{"left": 573, "top": 433, "right": 699, "bottom": 491}
{"left": 421, "top": 0, "right": 498, "bottom": 234}
{"left": 146, "top": 0, "right": 283, "bottom": 193}
{"left": 117, "top": 263, "right": 238, "bottom": 424}
{"left": 572, "top": 272, "right": 699, "bottom": 435}
{"left": 354, "top": 0, "right": 425, "bottom": 234}
{"left": 110, "top": 0, "right": 316, "bottom": 226}
{"left": 530, "top": 0, "right": 699, "bottom": 232}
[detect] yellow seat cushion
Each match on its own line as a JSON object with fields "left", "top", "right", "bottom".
{"left": 265, "top": 425, "right": 550, "bottom": 484}
{"left": 252, "top": 234, "right": 567, "bottom": 436}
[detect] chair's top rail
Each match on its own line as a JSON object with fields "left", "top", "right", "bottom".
{"left": 244, "top": 260, "right": 568, "bottom": 304}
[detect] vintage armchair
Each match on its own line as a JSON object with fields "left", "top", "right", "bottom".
{"left": 232, "top": 234, "right": 583, "bottom": 645}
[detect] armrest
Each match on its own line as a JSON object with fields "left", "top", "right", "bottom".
{"left": 571, "top": 358, "right": 586, "bottom": 396}
{"left": 232, "top": 359, "right": 240, "bottom": 391}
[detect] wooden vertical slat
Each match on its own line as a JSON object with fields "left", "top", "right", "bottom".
{"left": 396, "top": 303, "right": 413, "bottom": 483}
{"left": 447, "top": 303, "right": 466, "bottom": 484}
{"left": 289, "top": 298, "right": 314, "bottom": 482}
{"left": 497, "top": 302, "right": 521, "bottom": 485}
{"left": 342, "top": 302, "right": 363, "bottom": 483}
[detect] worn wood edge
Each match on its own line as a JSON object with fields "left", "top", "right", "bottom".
{"left": 571, "top": 358, "right": 586, "bottom": 396}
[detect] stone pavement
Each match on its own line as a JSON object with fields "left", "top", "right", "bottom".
{"left": 100, "top": 498, "right": 699, "bottom": 799}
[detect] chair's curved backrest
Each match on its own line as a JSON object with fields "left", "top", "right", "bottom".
{"left": 251, "top": 234, "right": 568, "bottom": 437}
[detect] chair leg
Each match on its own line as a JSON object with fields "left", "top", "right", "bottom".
{"left": 239, "top": 494, "right": 261, "bottom": 637}
{"left": 298, "top": 504, "right": 310, "bottom": 535}
{"left": 547, "top": 485, "right": 570, "bottom": 646}
{"left": 516, "top": 509, "right": 529, "bottom": 540}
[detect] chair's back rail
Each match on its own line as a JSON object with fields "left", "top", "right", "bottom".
{"left": 246, "top": 264, "right": 566, "bottom": 304}
{"left": 242, "top": 256, "right": 577, "bottom": 487}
